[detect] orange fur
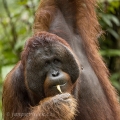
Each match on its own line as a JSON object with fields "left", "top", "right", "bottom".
{"left": 33, "top": 0, "right": 120, "bottom": 119}
{"left": 2, "top": 0, "right": 120, "bottom": 120}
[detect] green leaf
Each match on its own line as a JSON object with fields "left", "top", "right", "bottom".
{"left": 18, "top": 0, "right": 28, "bottom": 5}
{"left": 100, "top": 49, "right": 120, "bottom": 56}
{"left": 111, "top": 16, "right": 120, "bottom": 26}
{"left": 102, "top": 15, "right": 113, "bottom": 27}
{"left": 108, "top": 29, "right": 119, "bottom": 39}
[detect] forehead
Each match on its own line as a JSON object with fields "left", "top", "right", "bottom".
{"left": 28, "top": 42, "right": 68, "bottom": 59}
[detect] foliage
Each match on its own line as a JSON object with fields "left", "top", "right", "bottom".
{"left": 0, "top": 0, "right": 39, "bottom": 118}
{"left": 98, "top": 0, "right": 120, "bottom": 94}
{"left": 0, "top": 0, "right": 120, "bottom": 119}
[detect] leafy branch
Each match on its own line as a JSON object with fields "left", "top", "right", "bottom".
{"left": 2, "top": 0, "right": 18, "bottom": 47}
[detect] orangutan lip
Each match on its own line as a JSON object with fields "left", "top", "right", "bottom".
{"left": 53, "top": 83, "right": 67, "bottom": 93}
{"left": 53, "top": 82, "right": 67, "bottom": 87}
{"left": 60, "top": 83, "right": 67, "bottom": 86}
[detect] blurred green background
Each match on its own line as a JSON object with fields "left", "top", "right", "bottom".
{"left": 0, "top": 0, "right": 120, "bottom": 119}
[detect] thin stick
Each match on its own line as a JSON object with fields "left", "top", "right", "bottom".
{"left": 57, "top": 85, "right": 62, "bottom": 93}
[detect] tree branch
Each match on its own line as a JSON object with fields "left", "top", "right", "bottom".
{"left": 2, "top": 0, "right": 18, "bottom": 46}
